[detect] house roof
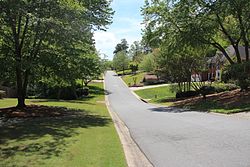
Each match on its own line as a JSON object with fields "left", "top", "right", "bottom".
{"left": 144, "top": 74, "right": 158, "bottom": 80}
{"left": 208, "top": 45, "right": 250, "bottom": 64}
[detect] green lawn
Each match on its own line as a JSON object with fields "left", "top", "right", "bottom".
{"left": 134, "top": 84, "right": 249, "bottom": 114}
{"left": 116, "top": 69, "right": 132, "bottom": 75}
{"left": 134, "top": 85, "right": 175, "bottom": 103}
{"left": 122, "top": 72, "right": 145, "bottom": 86}
{"left": 185, "top": 100, "right": 250, "bottom": 114}
{"left": 0, "top": 83, "right": 126, "bottom": 167}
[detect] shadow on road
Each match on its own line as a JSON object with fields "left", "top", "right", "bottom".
{"left": 104, "top": 90, "right": 112, "bottom": 95}
{"left": 149, "top": 106, "right": 208, "bottom": 113}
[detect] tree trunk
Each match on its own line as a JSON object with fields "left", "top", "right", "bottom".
{"left": 16, "top": 52, "right": 26, "bottom": 108}
{"left": 57, "top": 88, "right": 62, "bottom": 100}
{"left": 16, "top": 65, "right": 26, "bottom": 108}
{"left": 82, "top": 79, "right": 84, "bottom": 89}
{"left": 17, "top": 96, "right": 26, "bottom": 108}
{"left": 237, "top": 11, "right": 249, "bottom": 61}
{"left": 244, "top": 42, "right": 249, "bottom": 61}
{"left": 233, "top": 44, "right": 242, "bottom": 63}
{"left": 211, "top": 43, "right": 234, "bottom": 64}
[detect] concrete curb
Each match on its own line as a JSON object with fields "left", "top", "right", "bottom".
{"left": 104, "top": 74, "right": 153, "bottom": 167}
{"left": 119, "top": 76, "right": 149, "bottom": 104}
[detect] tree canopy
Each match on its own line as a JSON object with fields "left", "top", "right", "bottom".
{"left": 0, "top": 0, "right": 114, "bottom": 107}
{"left": 142, "top": 0, "right": 250, "bottom": 64}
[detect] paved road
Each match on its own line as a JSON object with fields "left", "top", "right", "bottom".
{"left": 105, "top": 71, "right": 250, "bottom": 167}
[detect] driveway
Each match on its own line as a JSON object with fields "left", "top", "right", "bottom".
{"left": 129, "top": 83, "right": 171, "bottom": 91}
{"left": 105, "top": 71, "right": 250, "bottom": 167}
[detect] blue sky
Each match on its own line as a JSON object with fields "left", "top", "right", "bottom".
{"left": 94, "top": 0, "right": 145, "bottom": 60}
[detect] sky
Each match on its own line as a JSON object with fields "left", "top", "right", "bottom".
{"left": 94, "top": 0, "right": 145, "bottom": 60}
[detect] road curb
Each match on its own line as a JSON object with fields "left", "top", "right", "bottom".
{"left": 119, "top": 76, "right": 149, "bottom": 103}
{"left": 104, "top": 73, "right": 154, "bottom": 167}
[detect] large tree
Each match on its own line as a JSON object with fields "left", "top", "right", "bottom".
{"left": 129, "top": 41, "right": 143, "bottom": 63}
{"left": 142, "top": 0, "right": 250, "bottom": 64}
{"left": 113, "top": 39, "right": 129, "bottom": 54}
{"left": 0, "top": 0, "right": 114, "bottom": 107}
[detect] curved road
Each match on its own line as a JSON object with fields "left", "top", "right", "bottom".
{"left": 105, "top": 71, "right": 250, "bottom": 167}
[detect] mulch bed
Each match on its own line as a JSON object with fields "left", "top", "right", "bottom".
{"left": 0, "top": 105, "right": 75, "bottom": 118}
{"left": 173, "top": 89, "right": 250, "bottom": 107}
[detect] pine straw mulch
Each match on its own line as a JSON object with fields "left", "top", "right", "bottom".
{"left": 171, "top": 89, "right": 250, "bottom": 110}
{"left": 0, "top": 105, "right": 78, "bottom": 119}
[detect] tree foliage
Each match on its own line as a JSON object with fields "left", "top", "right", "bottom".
{"left": 142, "top": 0, "right": 250, "bottom": 64}
{"left": 0, "top": 0, "right": 114, "bottom": 107}
{"left": 139, "top": 52, "right": 156, "bottom": 73}
{"left": 113, "top": 51, "right": 130, "bottom": 74}
{"left": 142, "top": 0, "right": 250, "bottom": 91}
{"left": 113, "top": 38, "right": 129, "bottom": 54}
{"left": 129, "top": 41, "right": 143, "bottom": 63}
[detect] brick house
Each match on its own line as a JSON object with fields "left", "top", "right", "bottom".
{"left": 191, "top": 45, "right": 249, "bottom": 82}
{"left": 207, "top": 45, "right": 249, "bottom": 81}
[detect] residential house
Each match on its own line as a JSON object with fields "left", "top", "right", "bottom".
{"left": 207, "top": 45, "right": 249, "bottom": 81}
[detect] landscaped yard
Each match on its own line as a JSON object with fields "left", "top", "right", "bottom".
{"left": 172, "top": 89, "right": 250, "bottom": 114}
{"left": 0, "top": 83, "right": 126, "bottom": 167}
{"left": 121, "top": 72, "right": 145, "bottom": 86}
{"left": 134, "top": 85, "right": 175, "bottom": 104}
{"left": 134, "top": 83, "right": 250, "bottom": 114}
{"left": 116, "top": 69, "right": 132, "bottom": 75}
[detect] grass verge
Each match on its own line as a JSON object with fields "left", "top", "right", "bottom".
{"left": 121, "top": 72, "right": 145, "bottom": 86}
{"left": 134, "top": 85, "right": 175, "bottom": 104}
{"left": 0, "top": 82, "right": 126, "bottom": 167}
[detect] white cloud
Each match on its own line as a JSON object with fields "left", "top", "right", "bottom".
{"left": 94, "top": 31, "right": 119, "bottom": 57}
{"left": 93, "top": 0, "right": 145, "bottom": 59}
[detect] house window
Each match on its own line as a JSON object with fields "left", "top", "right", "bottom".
{"left": 218, "top": 71, "right": 221, "bottom": 80}
{"left": 216, "top": 64, "right": 220, "bottom": 70}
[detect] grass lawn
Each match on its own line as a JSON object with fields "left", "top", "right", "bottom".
{"left": 184, "top": 99, "right": 250, "bottom": 114}
{"left": 116, "top": 69, "right": 132, "bottom": 75}
{"left": 134, "top": 85, "right": 175, "bottom": 104}
{"left": 0, "top": 83, "right": 126, "bottom": 167}
{"left": 122, "top": 72, "right": 145, "bottom": 86}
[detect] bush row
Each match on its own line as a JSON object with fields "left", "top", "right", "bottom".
{"left": 176, "top": 83, "right": 239, "bottom": 99}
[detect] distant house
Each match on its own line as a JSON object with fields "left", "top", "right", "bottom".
{"left": 0, "top": 85, "right": 16, "bottom": 98}
{"left": 207, "top": 45, "right": 249, "bottom": 81}
{"left": 143, "top": 74, "right": 159, "bottom": 85}
{"left": 191, "top": 72, "right": 208, "bottom": 82}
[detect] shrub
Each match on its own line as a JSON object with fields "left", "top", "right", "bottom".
{"left": 82, "top": 87, "right": 89, "bottom": 96}
{"left": 222, "top": 62, "right": 250, "bottom": 90}
{"left": 213, "top": 83, "right": 239, "bottom": 93}
{"left": 129, "top": 63, "right": 138, "bottom": 74}
{"left": 176, "top": 91, "right": 199, "bottom": 99}
{"left": 0, "top": 90, "right": 6, "bottom": 99}
{"left": 76, "top": 87, "right": 89, "bottom": 97}
{"left": 199, "top": 86, "right": 216, "bottom": 99}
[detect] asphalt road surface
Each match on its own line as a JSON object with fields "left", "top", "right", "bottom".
{"left": 105, "top": 71, "right": 250, "bottom": 167}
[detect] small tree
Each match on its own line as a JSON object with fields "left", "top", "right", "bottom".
{"left": 129, "top": 62, "right": 138, "bottom": 74}
{"left": 78, "top": 53, "right": 101, "bottom": 87}
{"left": 113, "top": 51, "right": 130, "bottom": 75}
{"left": 140, "top": 53, "right": 156, "bottom": 72}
